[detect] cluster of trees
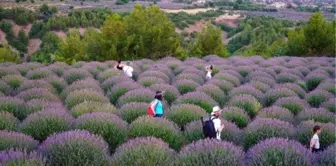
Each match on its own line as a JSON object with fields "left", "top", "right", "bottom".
{"left": 0, "top": 7, "right": 37, "bottom": 25}
{"left": 287, "top": 12, "right": 335, "bottom": 56}
{"left": 30, "top": 32, "right": 61, "bottom": 64}
{"left": 0, "top": 44, "right": 21, "bottom": 63}
{"left": 0, "top": 20, "right": 29, "bottom": 53}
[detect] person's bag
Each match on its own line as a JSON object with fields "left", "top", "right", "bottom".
{"left": 201, "top": 114, "right": 217, "bottom": 139}
{"left": 147, "top": 100, "right": 156, "bottom": 116}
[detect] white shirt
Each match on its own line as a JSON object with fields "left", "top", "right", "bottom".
{"left": 311, "top": 134, "right": 320, "bottom": 149}
{"left": 212, "top": 117, "right": 222, "bottom": 140}
{"left": 206, "top": 71, "right": 212, "bottom": 80}
{"left": 123, "top": 65, "right": 133, "bottom": 78}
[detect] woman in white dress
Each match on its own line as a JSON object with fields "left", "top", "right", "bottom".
{"left": 205, "top": 65, "right": 213, "bottom": 80}
{"left": 115, "top": 60, "right": 134, "bottom": 78}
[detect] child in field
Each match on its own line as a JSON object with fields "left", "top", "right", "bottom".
{"left": 310, "top": 125, "right": 321, "bottom": 153}
{"left": 205, "top": 65, "right": 213, "bottom": 80}
{"left": 150, "top": 91, "right": 164, "bottom": 117}
{"left": 115, "top": 60, "right": 134, "bottom": 78}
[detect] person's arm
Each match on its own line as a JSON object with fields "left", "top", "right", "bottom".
{"left": 151, "top": 100, "right": 158, "bottom": 111}
{"left": 310, "top": 136, "right": 317, "bottom": 151}
{"left": 213, "top": 119, "right": 221, "bottom": 132}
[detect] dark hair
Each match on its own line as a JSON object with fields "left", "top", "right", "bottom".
{"left": 117, "top": 60, "right": 121, "bottom": 64}
{"left": 155, "top": 91, "right": 163, "bottom": 101}
{"left": 313, "top": 125, "right": 321, "bottom": 133}
{"left": 210, "top": 65, "right": 213, "bottom": 70}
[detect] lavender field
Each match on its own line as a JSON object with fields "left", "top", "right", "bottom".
{"left": 0, "top": 55, "right": 335, "bottom": 166}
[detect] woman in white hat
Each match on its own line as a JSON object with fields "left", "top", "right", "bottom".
{"left": 211, "top": 106, "right": 225, "bottom": 140}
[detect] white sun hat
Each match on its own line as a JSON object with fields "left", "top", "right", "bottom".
{"left": 211, "top": 106, "right": 221, "bottom": 115}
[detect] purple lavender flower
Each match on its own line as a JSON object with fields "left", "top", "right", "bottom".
{"left": 63, "top": 68, "right": 92, "bottom": 84}
{"left": 175, "top": 79, "right": 200, "bottom": 95}
{"left": 207, "top": 79, "right": 235, "bottom": 94}
{"left": 65, "top": 89, "right": 108, "bottom": 109}
{"left": 26, "top": 99, "right": 65, "bottom": 113}
{"left": 175, "top": 91, "right": 218, "bottom": 113}
{"left": 16, "top": 88, "right": 60, "bottom": 102}
{"left": 247, "top": 71, "right": 275, "bottom": 82}
{"left": 60, "top": 78, "right": 102, "bottom": 100}
{"left": 0, "top": 80, "right": 12, "bottom": 95}
{"left": 0, "top": 67, "right": 20, "bottom": 78}
{"left": 70, "top": 100, "right": 117, "bottom": 118}
{"left": 264, "top": 87, "right": 297, "bottom": 106}
{"left": 276, "top": 72, "right": 302, "bottom": 83}
{"left": 314, "top": 143, "right": 335, "bottom": 166}
{"left": 197, "top": 84, "right": 226, "bottom": 106}
{"left": 176, "top": 139, "right": 244, "bottom": 166}
{"left": 275, "top": 83, "right": 306, "bottom": 99}
{"left": 97, "top": 68, "right": 123, "bottom": 83}
{"left": 322, "top": 98, "right": 335, "bottom": 113}
{"left": 176, "top": 73, "right": 205, "bottom": 85}
{"left": 228, "top": 94, "right": 262, "bottom": 117}
{"left": 249, "top": 76, "right": 277, "bottom": 87}
{"left": 101, "top": 75, "right": 133, "bottom": 92}
{"left": 230, "top": 85, "right": 264, "bottom": 102}
{"left": 0, "top": 96, "right": 26, "bottom": 120}
{"left": 306, "top": 89, "right": 334, "bottom": 108}
{"left": 38, "top": 130, "right": 110, "bottom": 166}
{"left": 26, "top": 68, "right": 54, "bottom": 80}
{"left": 317, "top": 79, "right": 336, "bottom": 95}
{"left": 214, "top": 73, "right": 241, "bottom": 87}
{"left": 118, "top": 102, "right": 148, "bottom": 123}
{"left": 258, "top": 106, "right": 294, "bottom": 123}
{"left": 2, "top": 74, "right": 25, "bottom": 90}
{"left": 245, "top": 138, "right": 313, "bottom": 166}
{"left": 117, "top": 88, "right": 155, "bottom": 107}
{"left": 167, "top": 104, "right": 207, "bottom": 126}
{"left": 138, "top": 76, "right": 165, "bottom": 87}
{"left": 274, "top": 97, "right": 309, "bottom": 115}
{"left": 0, "top": 149, "right": 45, "bottom": 166}
{"left": 45, "top": 75, "right": 68, "bottom": 94}
{"left": 0, "top": 130, "right": 38, "bottom": 151}
{"left": 18, "top": 79, "right": 57, "bottom": 94}
{"left": 112, "top": 137, "right": 175, "bottom": 166}
{"left": 305, "top": 73, "right": 329, "bottom": 91}
{"left": 0, "top": 112, "right": 19, "bottom": 131}
{"left": 138, "top": 71, "right": 170, "bottom": 83}
{"left": 297, "top": 108, "right": 335, "bottom": 123}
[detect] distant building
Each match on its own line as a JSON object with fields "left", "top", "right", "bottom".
{"left": 268, "top": 2, "right": 287, "bottom": 8}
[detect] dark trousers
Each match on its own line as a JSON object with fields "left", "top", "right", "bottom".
{"left": 154, "top": 114, "right": 163, "bottom": 117}
{"left": 312, "top": 148, "right": 320, "bottom": 153}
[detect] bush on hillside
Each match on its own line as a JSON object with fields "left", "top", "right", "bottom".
{"left": 0, "top": 112, "right": 19, "bottom": 131}
{"left": 228, "top": 94, "right": 261, "bottom": 118}
{"left": 297, "top": 108, "right": 335, "bottom": 123}
{"left": 258, "top": 106, "right": 294, "bottom": 124}
{"left": 0, "top": 149, "right": 45, "bottom": 166}
{"left": 175, "top": 92, "right": 218, "bottom": 113}
{"left": 0, "top": 130, "right": 38, "bottom": 151}
{"left": 166, "top": 104, "right": 207, "bottom": 127}
{"left": 65, "top": 89, "right": 109, "bottom": 109}
{"left": 70, "top": 101, "right": 117, "bottom": 118}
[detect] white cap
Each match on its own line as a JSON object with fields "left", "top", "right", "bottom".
{"left": 211, "top": 106, "right": 221, "bottom": 115}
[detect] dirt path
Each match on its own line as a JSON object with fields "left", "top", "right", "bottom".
{"left": 0, "top": 30, "right": 7, "bottom": 44}
{"left": 162, "top": 8, "right": 216, "bottom": 14}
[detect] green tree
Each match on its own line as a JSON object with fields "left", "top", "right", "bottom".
{"left": 304, "top": 12, "right": 335, "bottom": 56}
{"left": 83, "top": 28, "right": 104, "bottom": 61}
{"left": 287, "top": 29, "right": 308, "bottom": 56}
{"left": 18, "top": 30, "right": 28, "bottom": 46}
{"left": 0, "top": 44, "right": 21, "bottom": 63}
{"left": 190, "top": 23, "right": 229, "bottom": 57}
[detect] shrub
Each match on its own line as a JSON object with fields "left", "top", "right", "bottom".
{"left": 322, "top": 98, "right": 335, "bottom": 113}
{"left": 295, "top": 66, "right": 311, "bottom": 76}
{"left": 305, "top": 89, "right": 334, "bottom": 108}
{"left": 138, "top": 71, "right": 170, "bottom": 83}
{"left": 138, "top": 76, "right": 165, "bottom": 87}
{"left": 228, "top": 94, "right": 261, "bottom": 118}
{"left": 243, "top": 118, "right": 294, "bottom": 149}
{"left": 0, "top": 67, "right": 20, "bottom": 77}
{"left": 214, "top": 73, "right": 241, "bottom": 87}
{"left": 174, "top": 139, "right": 244, "bottom": 166}
{"left": 111, "top": 137, "right": 175, "bottom": 166}
{"left": 2, "top": 74, "right": 25, "bottom": 90}
{"left": 297, "top": 108, "right": 335, "bottom": 123}
{"left": 74, "top": 112, "right": 128, "bottom": 150}
{"left": 0, "top": 96, "right": 26, "bottom": 120}
{"left": 18, "top": 79, "right": 56, "bottom": 94}
{"left": 0, "top": 80, "right": 12, "bottom": 95}
{"left": 150, "top": 84, "right": 180, "bottom": 105}
{"left": 276, "top": 72, "right": 301, "bottom": 83}
{"left": 26, "top": 99, "right": 64, "bottom": 113}
{"left": 197, "top": 84, "right": 227, "bottom": 106}
{"left": 235, "top": 66, "right": 251, "bottom": 77}
{"left": 97, "top": 69, "right": 123, "bottom": 83}
{"left": 183, "top": 120, "right": 243, "bottom": 145}
{"left": 13, "top": 64, "right": 30, "bottom": 76}
{"left": 101, "top": 76, "right": 133, "bottom": 92}
{"left": 0, "top": 149, "right": 46, "bottom": 166}
{"left": 106, "top": 81, "right": 140, "bottom": 105}
{"left": 295, "top": 120, "right": 335, "bottom": 149}
{"left": 221, "top": 106, "right": 249, "bottom": 128}
{"left": 222, "top": 70, "right": 244, "bottom": 82}
{"left": 118, "top": 102, "right": 148, "bottom": 123}
{"left": 207, "top": 79, "right": 234, "bottom": 94}
{"left": 249, "top": 76, "right": 276, "bottom": 87}
{"left": 19, "top": 108, "right": 72, "bottom": 141}
{"left": 274, "top": 97, "right": 309, "bottom": 115}
{"left": 264, "top": 88, "right": 297, "bottom": 106}
{"left": 70, "top": 101, "right": 117, "bottom": 118}
{"left": 0, "top": 130, "right": 38, "bottom": 151}
{"left": 247, "top": 71, "right": 274, "bottom": 82}
{"left": 26, "top": 68, "right": 53, "bottom": 80}
{"left": 63, "top": 68, "right": 92, "bottom": 85}
{"left": 0, "top": 112, "right": 19, "bottom": 131}
{"left": 117, "top": 88, "right": 155, "bottom": 107}
{"left": 38, "top": 130, "right": 110, "bottom": 166}
{"left": 65, "top": 89, "right": 109, "bottom": 109}
{"left": 45, "top": 76, "right": 67, "bottom": 94}
{"left": 305, "top": 73, "right": 328, "bottom": 91}
{"left": 60, "top": 78, "right": 102, "bottom": 100}
{"left": 175, "top": 92, "right": 218, "bottom": 113}
{"left": 17, "top": 88, "right": 60, "bottom": 102}
{"left": 258, "top": 106, "right": 294, "bottom": 124}
{"left": 275, "top": 83, "right": 306, "bottom": 99}
{"left": 166, "top": 104, "right": 207, "bottom": 127}
{"left": 129, "top": 116, "right": 183, "bottom": 150}
{"left": 245, "top": 138, "right": 313, "bottom": 166}
{"left": 175, "top": 80, "right": 200, "bottom": 95}
{"left": 317, "top": 80, "right": 336, "bottom": 95}
{"left": 248, "top": 81, "right": 271, "bottom": 93}
{"left": 47, "top": 64, "right": 66, "bottom": 77}
{"left": 314, "top": 143, "right": 335, "bottom": 166}
{"left": 230, "top": 85, "right": 264, "bottom": 102}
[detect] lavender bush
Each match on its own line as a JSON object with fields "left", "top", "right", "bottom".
{"left": 305, "top": 73, "right": 328, "bottom": 91}
{"left": 207, "top": 79, "right": 235, "bottom": 94}
{"left": 275, "top": 83, "right": 306, "bottom": 99}
{"left": 0, "top": 149, "right": 46, "bottom": 166}
{"left": 26, "top": 99, "right": 64, "bottom": 114}
{"left": 0, "top": 80, "right": 12, "bottom": 95}
{"left": 245, "top": 138, "right": 313, "bottom": 166}
{"left": 214, "top": 73, "right": 241, "bottom": 87}
{"left": 70, "top": 101, "right": 117, "bottom": 118}
{"left": 317, "top": 80, "right": 336, "bottom": 95}
{"left": 106, "top": 81, "right": 141, "bottom": 105}
{"left": 0, "top": 67, "right": 20, "bottom": 77}
{"left": 297, "top": 108, "right": 335, "bottom": 123}
{"left": 276, "top": 72, "right": 301, "bottom": 83}
{"left": 258, "top": 106, "right": 294, "bottom": 124}
{"left": 111, "top": 137, "right": 175, "bottom": 166}
{"left": 63, "top": 68, "right": 92, "bottom": 85}
{"left": 295, "top": 120, "right": 335, "bottom": 149}
{"left": 0, "top": 96, "right": 26, "bottom": 120}
{"left": 138, "top": 76, "right": 165, "bottom": 87}
{"left": 26, "top": 68, "right": 54, "bottom": 80}
{"left": 138, "top": 71, "right": 170, "bottom": 83}
{"left": 101, "top": 76, "right": 133, "bottom": 92}
{"left": 176, "top": 73, "right": 205, "bottom": 85}
{"left": 19, "top": 109, "right": 73, "bottom": 141}
{"left": 18, "top": 80, "right": 57, "bottom": 94}
{"left": 228, "top": 94, "right": 262, "bottom": 118}
{"left": 46, "top": 76, "right": 68, "bottom": 94}
{"left": 38, "top": 130, "right": 110, "bottom": 166}
{"left": 166, "top": 104, "right": 207, "bottom": 127}
{"left": 248, "top": 81, "right": 271, "bottom": 93}
{"left": 314, "top": 144, "right": 335, "bottom": 166}
{"left": 129, "top": 116, "right": 183, "bottom": 150}
{"left": 2, "top": 74, "right": 25, "bottom": 90}
{"left": 16, "top": 88, "right": 60, "bottom": 102}
{"left": 230, "top": 85, "right": 264, "bottom": 103}
{"left": 118, "top": 102, "right": 148, "bottom": 123}
{"left": 65, "top": 89, "right": 109, "bottom": 109}
{"left": 97, "top": 69, "right": 123, "bottom": 83}
{"left": 274, "top": 97, "right": 309, "bottom": 115}
{"left": 0, "top": 112, "right": 19, "bottom": 131}
{"left": 117, "top": 88, "right": 155, "bottom": 107}
{"left": 174, "top": 92, "right": 218, "bottom": 113}
{"left": 221, "top": 107, "right": 250, "bottom": 128}
{"left": 264, "top": 88, "right": 297, "bottom": 106}
{"left": 175, "top": 79, "right": 200, "bottom": 95}
{"left": 322, "top": 98, "right": 335, "bottom": 113}
{"left": 60, "top": 78, "right": 102, "bottom": 100}
{"left": 174, "top": 139, "right": 244, "bottom": 166}
{"left": 0, "top": 130, "right": 38, "bottom": 151}
{"left": 306, "top": 90, "right": 334, "bottom": 108}
{"left": 150, "top": 84, "right": 180, "bottom": 105}
{"left": 74, "top": 112, "right": 128, "bottom": 150}
{"left": 243, "top": 118, "right": 294, "bottom": 149}
{"left": 249, "top": 77, "right": 276, "bottom": 87}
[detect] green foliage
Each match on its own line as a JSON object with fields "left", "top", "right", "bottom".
{"left": 55, "top": 30, "right": 85, "bottom": 64}
{"left": 31, "top": 32, "right": 61, "bottom": 64}
{"left": 190, "top": 23, "right": 228, "bottom": 57}
{"left": 287, "top": 29, "right": 308, "bottom": 56}
{"left": 0, "top": 7, "right": 37, "bottom": 25}
{"left": 0, "top": 112, "right": 19, "bottom": 131}
{"left": 0, "top": 44, "right": 21, "bottom": 63}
